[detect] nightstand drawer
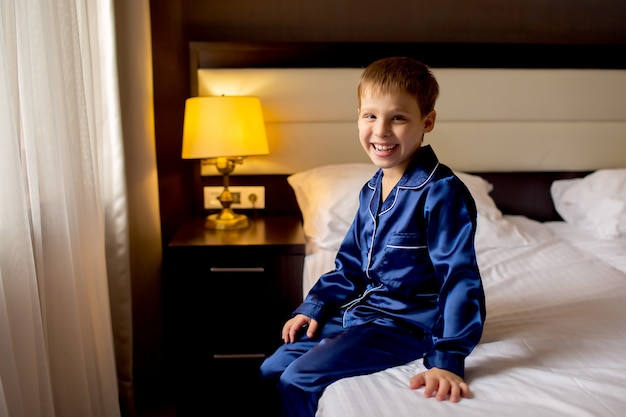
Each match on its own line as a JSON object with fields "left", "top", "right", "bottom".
{"left": 204, "top": 259, "right": 282, "bottom": 354}
{"left": 169, "top": 249, "right": 288, "bottom": 354}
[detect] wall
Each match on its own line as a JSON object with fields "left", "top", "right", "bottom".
{"left": 183, "top": 0, "right": 625, "bottom": 44}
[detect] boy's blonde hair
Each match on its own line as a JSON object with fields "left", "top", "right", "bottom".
{"left": 357, "top": 57, "right": 439, "bottom": 116}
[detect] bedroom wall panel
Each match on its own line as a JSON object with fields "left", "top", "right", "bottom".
{"left": 434, "top": 69, "right": 626, "bottom": 122}
{"left": 198, "top": 120, "right": 625, "bottom": 174}
{"left": 429, "top": 122, "right": 626, "bottom": 171}
{"left": 199, "top": 68, "right": 626, "bottom": 122}
{"left": 182, "top": 0, "right": 625, "bottom": 46}
{"left": 197, "top": 68, "right": 626, "bottom": 174}
{"left": 198, "top": 68, "right": 360, "bottom": 122}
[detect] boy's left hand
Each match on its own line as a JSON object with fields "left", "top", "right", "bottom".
{"left": 409, "top": 367, "right": 471, "bottom": 402}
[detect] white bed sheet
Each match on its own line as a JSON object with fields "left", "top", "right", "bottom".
{"left": 303, "top": 223, "right": 626, "bottom": 417}
{"left": 544, "top": 221, "right": 626, "bottom": 274}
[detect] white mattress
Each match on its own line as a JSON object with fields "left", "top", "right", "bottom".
{"left": 303, "top": 220, "right": 626, "bottom": 417}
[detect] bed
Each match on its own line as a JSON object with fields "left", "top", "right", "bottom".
{"left": 291, "top": 164, "right": 626, "bottom": 417}
{"left": 187, "top": 42, "right": 626, "bottom": 416}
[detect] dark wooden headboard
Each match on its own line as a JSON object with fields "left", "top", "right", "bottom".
{"left": 189, "top": 41, "right": 625, "bottom": 85}
{"left": 475, "top": 171, "right": 591, "bottom": 222}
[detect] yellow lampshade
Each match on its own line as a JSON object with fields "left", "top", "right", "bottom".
{"left": 181, "top": 95, "right": 269, "bottom": 230}
{"left": 182, "top": 96, "right": 269, "bottom": 159}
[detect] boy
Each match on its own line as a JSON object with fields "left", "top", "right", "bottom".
{"left": 260, "top": 57, "right": 486, "bottom": 417}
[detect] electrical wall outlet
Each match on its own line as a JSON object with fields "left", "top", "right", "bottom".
{"left": 204, "top": 186, "right": 265, "bottom": 209}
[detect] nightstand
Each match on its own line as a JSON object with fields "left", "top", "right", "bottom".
{"left": 164, "top": 216, "right": 305, "bottom": 416}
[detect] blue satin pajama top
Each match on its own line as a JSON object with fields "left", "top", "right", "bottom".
{"left": 294, "top": 145, "right": 486, "bottom": 377}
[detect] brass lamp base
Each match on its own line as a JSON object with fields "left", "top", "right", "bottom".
{"left": 205, "top": 208, "right": 250, "bottom": 230}
{"left": 202, "top": 157, "right": 252, "bottom": 230}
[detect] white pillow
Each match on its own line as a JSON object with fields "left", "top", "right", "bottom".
{"left": 288, "top": 163, "right": 533, "bottom": 252}
{"left": 288, "top": 163, "right": 378, "bottom": 250}
{"left": 453, "top": 171, "right": 501, "bottom": 221}
{"left": 551, "top": 169, "right": 626, "bottom": 238}
{"left": 453, "top": 171, "right": 533, "bottom": 248}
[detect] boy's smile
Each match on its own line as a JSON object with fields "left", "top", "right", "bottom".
{"left": 373, "top": 144, "right": 398, "bottom": 153}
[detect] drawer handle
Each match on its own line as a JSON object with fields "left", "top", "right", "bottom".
{"left": 209, "top": 267, "right": 265, "bottom": 273}
{"left": 213, "top": 353, "right": 266, "bottom": 359}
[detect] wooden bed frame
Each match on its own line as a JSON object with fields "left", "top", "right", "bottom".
{"left": 188, "top": 41, "right": 614, "bottom": 223}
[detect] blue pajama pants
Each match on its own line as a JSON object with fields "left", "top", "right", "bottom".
{"left": 259, "top": 315, "right": 431, "bottom": 417}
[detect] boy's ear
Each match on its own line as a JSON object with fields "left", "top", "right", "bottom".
{"left": 423, "top": 110, "right": 436, "bottom": 132}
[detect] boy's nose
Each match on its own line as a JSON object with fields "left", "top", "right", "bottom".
{"left": 374, "top": 121, "right": 391, "bottom": 137}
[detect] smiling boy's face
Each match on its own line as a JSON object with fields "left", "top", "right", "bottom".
{"left": 357, "top": 88, "right": 436, "bottom": 179}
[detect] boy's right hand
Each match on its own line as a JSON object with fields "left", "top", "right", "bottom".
{"left": 282, "top": 314, "right": 318, "bottom": 343}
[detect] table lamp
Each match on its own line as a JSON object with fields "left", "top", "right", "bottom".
{"left": 182, "top": 96, "right": 269, "bottom": 230}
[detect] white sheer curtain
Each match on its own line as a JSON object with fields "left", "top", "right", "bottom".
{"left": 0, "top": 0, "right": 156, "bottom": 416}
